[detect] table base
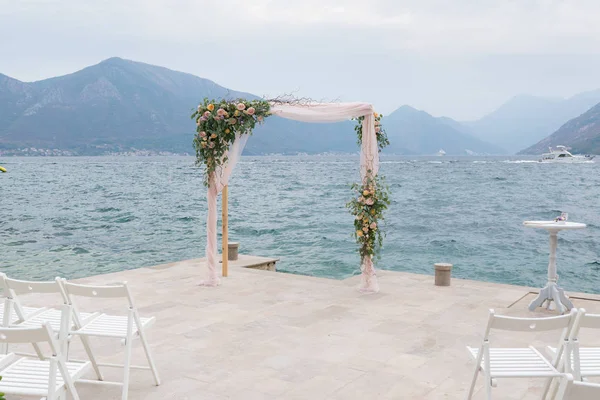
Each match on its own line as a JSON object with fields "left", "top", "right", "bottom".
{"left": 528, "top": 282, "right": 574, "bottom": 314}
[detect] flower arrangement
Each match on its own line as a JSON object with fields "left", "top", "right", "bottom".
{"left": 554, "top": 212, "right": 568, "bottom": 222}
{"left": 192, "top": 98, "right": 271, "bottom": 186}
{"left": 346, "top": 174, "right": 391, "bottom": 259}
{"left": 353, "top": 112, "right": 390, "bottom": 152}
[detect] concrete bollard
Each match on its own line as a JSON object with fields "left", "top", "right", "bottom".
{"left": 228, "top": 242, "right": 240, "bottom": 261}
{"left": 434, "top": 263, "right": 453, "bottom": 286}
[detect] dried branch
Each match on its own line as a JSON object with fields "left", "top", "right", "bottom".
{"left": 265, "top": 91, "right": 343, "bottom": 106}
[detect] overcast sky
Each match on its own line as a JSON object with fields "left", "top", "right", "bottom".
{"left": 2, "top": 0, "right": 600, "bottom": 120}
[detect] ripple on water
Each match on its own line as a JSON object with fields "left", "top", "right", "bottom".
{"left": 6, "top": 240, "right": 37, "bottom": 246}
{"left": 94, "top": 207, "right": 121, "bottom": 213}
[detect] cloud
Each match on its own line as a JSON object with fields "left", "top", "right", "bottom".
{"left": 2, "top": 0, "right": 600, "bottom": 119}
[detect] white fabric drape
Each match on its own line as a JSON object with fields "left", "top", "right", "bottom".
{"left": 200, "top": 133, "right": 249, "bottom": 287}
{"left": 202, "top": 102, "right": 380, "bottom": 292}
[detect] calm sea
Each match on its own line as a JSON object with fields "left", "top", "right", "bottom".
{"left": 1, "top": 156, "right": 599, "bottom": 294}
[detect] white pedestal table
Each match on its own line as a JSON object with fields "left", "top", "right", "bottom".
{"left": 523, "top": 220, "right": 586, "bottom": 314}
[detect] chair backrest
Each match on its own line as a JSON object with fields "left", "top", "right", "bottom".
{"left": 485, "top": 308, "right": 577, "bottom": 337}
{"left": 2, "top": 276, "right": 63, "bottom": 296}
{"left": 60, "top": 280, "right": 134, "bottom": 308}
{"left": 0, "top": 324, "right": 57, "bottom": 351}
{"left": 556, "top": 374, "right": 600, "bottom": 400}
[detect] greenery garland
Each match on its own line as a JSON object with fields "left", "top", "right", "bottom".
{"left": 353, "top": 112, "right": 390, "bottom": 152}
{"left": 191, "top": 98, "right": 271, "bottom": 186}
{"left": 346, "top": 174, "right": 391, "bottom": 260}
{"left": 348, "top": 112, "right": 391, "bottom": 261}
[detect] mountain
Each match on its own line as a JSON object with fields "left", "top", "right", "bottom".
{"left": 383, "top": 106, "right": 503, "bottom": 155}
{"left": 0, "top": 57, "right": 499, "bottom": 156}
{"left": 520, "top": 102, "right": 600, "bottom": 154}
{"left": 0, "top": 57, "right": 256, "bottom": 154}
{"left": 464, "top": 91, "right": 600, "bottom": 154}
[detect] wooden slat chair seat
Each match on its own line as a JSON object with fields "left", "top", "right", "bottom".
{"left": 467, "top": 346, "right": 558, "bottom": 377}
{"left": 18, "top": 308, "right": 95, "bottom": 331}
{"left": 76, "top": 313, "right": 155, "bottom": 338}
{"left": 548, "top": 346, "right": 600, "bottom": 376}
{"left": 0, "top": 356, "right": 89, "bottom": 396}
{"left": 0, "top": 305, "right": 44, "bottom": 325}
{"left": 466, "top": 308, "right": 577, "bottom": 400}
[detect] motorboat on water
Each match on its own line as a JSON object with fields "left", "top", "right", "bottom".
{"left": 539, "top": 146, "right": 595, "bottom": 163}
{"left": 437, "top": 149, "right": 446, "bottom": 156}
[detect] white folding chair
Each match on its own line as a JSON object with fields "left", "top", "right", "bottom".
{"left": 0, "top": 320, "right": 90, "bottom": 400}
{"left": 60, "top": 279, "right": 161, "bottom": 400}
{"left": 0, "top": 274, "right": 103, "bottom": 381}
{"left": 555, "top": 373, "right": 600, "bottom": 400}
{"left": 548, "top": 308, "right": 600, "bottom": 380}
{"left": 466, "top": 308, "right": 577, "bottom": 400}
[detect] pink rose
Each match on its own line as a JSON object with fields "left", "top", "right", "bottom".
{"left": 370, "top": 222, "right": 377, "bottom": 229}
{"left": 200, "top": 131, "right": 207, "bottom": 137}
{"left": 247, "top": 107, "right": 255, "bottom": 115}
{"left": 217, "top": 108, "right": 226, "bottom": 116}
{"left": 203, "top": 111, "right": 211, "bottom": 118}
{"left": 228, "top": 118, "right": 237, "bottom": 125}
{"left": 365, "top": 198, "right": 374, "bottom": 206}
{"left": 209, "top": 142, "right": 215, "bottom": 148}
{"left": 375, "top": 127, "right": 381, "bottom": 133}
{"left": 362, "top": 226, "right": 369, "bottom": 233}
{"left": 236, "top": 103, "right": 246, "bottom": 111}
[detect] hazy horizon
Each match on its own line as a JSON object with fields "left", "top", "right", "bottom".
{"left": 2, "top": 0, "right": 600, "bottom": 121}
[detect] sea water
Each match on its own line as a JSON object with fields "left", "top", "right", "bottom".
{"left": 1, "top": 156, "right": 599, "bottom": 294}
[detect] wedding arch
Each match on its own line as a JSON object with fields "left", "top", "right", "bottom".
{"left": 192, "top": 98, "right": 390, "bottom": 293}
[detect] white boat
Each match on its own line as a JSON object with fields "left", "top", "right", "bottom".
{"left": 539, "top": 146, "right": 594, "bottom": 163}
{"left": 437, "top": 149, "right": 446, "bottom": 156}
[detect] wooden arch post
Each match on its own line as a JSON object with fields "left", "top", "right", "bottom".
{"left": 222, "top": 185, "right": 229, "bottom": 277}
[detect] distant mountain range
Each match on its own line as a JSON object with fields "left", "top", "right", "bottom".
{"left": 383, "top": 106, "right": 502, "bottom": 155}
{"left": 520, "top": 102, "right": 600, "bottom": 155}
{"left": 0, "top": 57, "right": 500, "bottom": 156}
{"left": 1, "top": 57, "right": 599, "bottom": 156}
{"left": 463, "top": 91, "right": 600, "bottom": 154}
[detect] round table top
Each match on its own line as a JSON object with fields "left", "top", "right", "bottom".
{"left": 523, "top": 221, "right": 587, "bottom": 230}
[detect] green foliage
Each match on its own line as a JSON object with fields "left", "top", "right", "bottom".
{"left": 353, "top": 112, "right": 390, "bottom": 152}
{"left": 346, "top": 174, "right": 391, "bottom": 260}
{"left": 348, "top": 111, "right": 391, "bottom": 261}
{"left": 0, "top": 375, "right": 5, "bottom": 400}
{"left": 191, "top": 98, "right": 271, "bottom": 186}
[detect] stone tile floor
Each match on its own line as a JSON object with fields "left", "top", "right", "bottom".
{"left": 8, "top": 257, "right": 600, "bottom": 399}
